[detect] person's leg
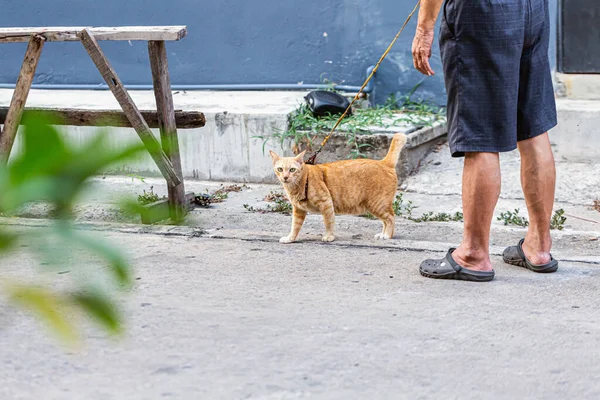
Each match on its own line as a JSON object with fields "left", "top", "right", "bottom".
{"left": 451, "top": 152, "right": 501, "bottom": 272}
{"left": 509, "top": 0, "right": 558, "bottom": 268}
{"left": 419, "top": 1, "right": 523, "bottom": 281}
{"left": 517, "top": 132, "right": 555, "bottom": 264}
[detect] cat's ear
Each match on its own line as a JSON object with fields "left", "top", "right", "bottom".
{"left": 269, "top": 150, "right": 280, "bottom": 163}
{"left": 294, "top": 150, "right": 307, "bottom": 164}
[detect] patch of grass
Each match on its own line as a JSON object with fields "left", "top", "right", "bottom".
{"left": 550, "top": 208, "right": 567, "bottom": 231}
{"left": 411, "top": 211, "right": 464, "bottom": 223}
{"left": 213, "top": 184, "right": 246, "bottom": 197}
{"left": 258, "top": 86, "right": 445, "bottom": 159}
{"left": 393, "top": 193, "right": 414, "bottom": 218}
{"left": 243, "top": 191, "right": 293, "bottom": 215}
{"left": 263, "top": 191, "right": 288, "bottom": 203}
{"left": 137, "top": 186, "right": 164, "bottom": 205}
{"left": 361, "top": 193, "right": 463, "bottom": 222}
{"left": 498, "top": 208, "right": 567, "bottom": 230}
{"left": 206, "top": 184, "right": 242, "bottom": 204}
{"left": 497, "top": 208, "right": 529, "bottom": 227}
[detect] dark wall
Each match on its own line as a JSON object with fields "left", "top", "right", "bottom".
{"left": 0, "top": 0, "right": 558, "bottom": 105}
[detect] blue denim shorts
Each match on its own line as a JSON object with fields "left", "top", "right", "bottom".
{"left": 439, "top": 0, "right": 557, "bottom": 157}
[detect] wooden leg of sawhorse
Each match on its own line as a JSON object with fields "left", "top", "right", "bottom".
{"left": 148, "top": 40, "right": 186, "bottom": 222}
{"left": 78, "top": 28, "right": 181, "bottom": 190}
{"left": 0, "top": 34, "right": 45, "bottom": 163}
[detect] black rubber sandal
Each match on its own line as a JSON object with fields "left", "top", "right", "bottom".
{"left": 502, "top": 239, "right": 558, "bottom": 273}
{"left": 419, "top": 248, "right": 495, "bottom": 282}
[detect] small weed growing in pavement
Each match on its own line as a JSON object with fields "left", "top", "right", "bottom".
{"left": 362, "top": 193, "right": 463, "bottom": 222}
{"left": 213, "top": 184, "right": 246, "bottom": 197}
{"left": 127, "top": 173, "right": 146, "bottom": 183}
{"left": 137, "top": 186, "right": 163, "bottom": 205}
{"left": 195, "top": 184, "right": 248, "bottom": 208}
{"left": 263, "top": 191, "right": 293, "bottom": 214}
{"left": 243, "top": 191, "right": 293, "bottom": 215}
{"left": 209, "top": 191, "right": 228, "bottom": 203}
{"left": 550, "top": 209, "right": 567, "bottom": 231}
{"left": 498, "top": 209, "right": 529, "bottom": 227}
{"left": 593, "top": 199, "right": 600, "bottom": 213}
{"left": 498, "top": 208, "right": 567, "bottom": 230}
{"left": 263, "top": 191, "right": 288, "bottom": 203}
{"left": 361, "top": 212, "right": 377, "bottom": 220}
{"left": 411, "top": 211, "right": 464, "bottom": 223}
{"left": 393, "top": 193, "right": 414, "bottom": 218}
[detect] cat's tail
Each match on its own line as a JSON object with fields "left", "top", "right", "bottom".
{"left": 381, "top": 133, "right": 407, "bottom": 168}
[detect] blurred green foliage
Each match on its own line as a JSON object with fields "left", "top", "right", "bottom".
{"left": 0, "top": 115, "right": 144, "bottom": 344}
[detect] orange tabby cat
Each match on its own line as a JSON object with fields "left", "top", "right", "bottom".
{"left": 269, "top": 133, "right": 407, "bottom": 243}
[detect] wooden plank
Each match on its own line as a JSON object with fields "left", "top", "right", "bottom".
{"left": 0, "top": 26, "right": 187, "bottom": 43}
{"left": 0, "top": 34, "right": 45, "bottom": 162}
{"left": 78, "top": 28, "right": 181, "bottom": 187}
{"left": 149, "top": 40, "right": 187, "bottom": 221}
{"left": 0, "top": 107, "right": 206, "bottom": 129}
{"left": 140, "top": 192, "right": 196, "bottom": 225}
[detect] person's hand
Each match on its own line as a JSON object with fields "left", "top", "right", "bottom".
{"left": 412, "top": 26, "right": 435, "bottom": 76}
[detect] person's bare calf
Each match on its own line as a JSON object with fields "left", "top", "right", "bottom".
{"left": 452, "top": 152, "right": 501, "bottom": 272}
{"left": 518, "top": 132, "right": 556, "bottom": 264}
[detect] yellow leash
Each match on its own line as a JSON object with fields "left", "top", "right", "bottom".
{"left": 305, "top": 0, "right": 421, "bottom": 165}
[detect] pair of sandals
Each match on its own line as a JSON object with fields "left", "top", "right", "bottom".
{"left": 419, "top": 239, "right": 559, "bottom": 282}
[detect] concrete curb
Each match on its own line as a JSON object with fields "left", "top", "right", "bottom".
{"left": 2, "top": 216, "right": 598, "bottom": 265}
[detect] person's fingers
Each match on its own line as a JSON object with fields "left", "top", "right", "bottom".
{"left": 415, "top": 57, "right": 426, "bottom": 75}
{"left": 426, "top": 48, "right": 435, "bottom": 75}
{"left": 414, "top": 47, "right": 434, "bottom": 76}
{"left": 423, "top": 58, "right": 435, "bottom": 76}
{"left": 412, "top": 34, "right": 434, "bottom": 75}
{"left": 417, "top": 49, "right": 428, "bottom": 75}
{"left": 420, "top": 52, "right": 434, "bottom": 76}
{"left": 413, "top": 46, "right": 426, "bottom": 75}
{"left": 413, "top": 53, "right": 422, "bottom": 73}
{"left": 412, "top": 54, "right": 422, "bottom": 74}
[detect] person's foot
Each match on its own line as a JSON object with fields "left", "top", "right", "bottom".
{"left": 451, "top": 246, "right": 494, "bottom": 272}
{"left": 502, "top": 238, "right": 558, "bottom": 273}
{"left": 419, "top": 248, "right": 495, "bottom": 282}
{"left": 521, "top": 237, "right": 552, "bottom": 265}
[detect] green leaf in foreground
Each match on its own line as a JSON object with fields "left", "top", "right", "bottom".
{"left": 58, "top": 226, "right": 132, "bottom": 287}
{"left": 0, "top": 231, "right": 17, "bottom": 251}
{"left": 0, "top": 113, "right": 144, "bottom": 343}
{"left": 70, "top": 291, "right": 122, "bottom": 335}
{"left": 8, "top": 285, "right": 77, "bottom": 343}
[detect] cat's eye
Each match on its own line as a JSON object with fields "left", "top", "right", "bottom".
{"left": 289, "top": 168, "right": 296, "bottom": 173}
{"left": 277, "top": 167, "right": 283, "bottom": 172}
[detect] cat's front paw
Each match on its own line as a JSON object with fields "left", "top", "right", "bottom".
{"left": 321, "top": 234, "right": 336, "bottom": 242}
{"left": 374, "top": 233, "right": 392, "bottom": 240}
{"left": 279, "top": 236, "right": 295, "bottom": 244}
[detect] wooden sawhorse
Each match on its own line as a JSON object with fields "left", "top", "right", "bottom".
{"left": 0, "top": 26, "right": 198, "bottom": 222}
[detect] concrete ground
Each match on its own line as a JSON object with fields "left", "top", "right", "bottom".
{"left": 1, "top": 138, "right": 600, "bottom": 399}
{"left": 1, "top": 225, "right": 599, "bottom": 400}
